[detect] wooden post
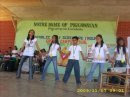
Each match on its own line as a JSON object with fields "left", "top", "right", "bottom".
{"left": 115, "top": 16, "right": 119, "bottom": 36}
{"left": 124, "top": 76, "right": 128, "bottom": 96}
{"left": 11, "top": 16, "right": 16, "bottom": 32}
{"left": 100, "top": 73, "right": 103, "bottom": 89}
{"left": 11, "top": 16, "right": 17, "bottom": 47}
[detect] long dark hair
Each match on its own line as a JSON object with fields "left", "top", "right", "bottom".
{"left": 116, "top": 37, "right": 126, "bottom": 54}
{"left": 49, "top": 35, "right": 60, "bottom": 50}
{"left": 14, "top": 45, "right": 18, "bottom": 50}
{"left": 95, "top": 34, "right": 104, "bottom": 47}
{"left": 27, "top": 29, "right": 35, "bottom": 41}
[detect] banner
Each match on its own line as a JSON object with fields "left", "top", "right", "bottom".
{"left": 15, "top": 20, "right": 116, "bottom": 76}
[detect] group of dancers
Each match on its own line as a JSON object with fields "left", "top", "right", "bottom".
{"left": 16, "top": 29, "right": 129, "bottom": 85}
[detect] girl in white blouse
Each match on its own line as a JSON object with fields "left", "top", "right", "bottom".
{"left": 41, "top": 35, "right": 61, "bottom": 81}
{"left": 16, "top": 29, "right": 41, "bottom": 80}
{"left": 86, "top": 34, "right": 111, "bottom": 82}
{"left": 112, "top": 37, "right": 128, "bottom": 67}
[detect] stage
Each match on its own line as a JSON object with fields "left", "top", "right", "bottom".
{"left": 0, "top": 72, "right": 129, "bottom": 97}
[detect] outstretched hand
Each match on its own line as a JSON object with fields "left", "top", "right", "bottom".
{"left": 82, "top": 56, "right": 88, "bottom": 61}
{"left": 109, "top": 59, "right": 115, "bottom": 68}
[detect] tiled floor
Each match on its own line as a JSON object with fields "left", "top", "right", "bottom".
{"left": 0, "top": 72, "right": 129, "bottom": 97}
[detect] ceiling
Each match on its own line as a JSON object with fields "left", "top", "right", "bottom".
{"left": 0, "top": 0, "right": 130, "bottom": 21}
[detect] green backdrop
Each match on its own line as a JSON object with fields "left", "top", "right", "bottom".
{"left": 15, "top": 20, "right": 116, "bottom": 77}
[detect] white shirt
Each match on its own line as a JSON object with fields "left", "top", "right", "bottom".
{"left": 4, "top": 55, "right": 11, "bottom": 60}
{"left": 90, "top": 43, "right": 109, "bottom": 63}
{"left": 68, "top": 45, "right": 82, "bottom": 60}
{"left": 23, "top": 38, "right": 37, "bottom": 56}
{"left": 48, "top": 43, "right": 60, "bottom": 56}
{"left": 115, "top": 47, "right": 128, "bottom": 61}
{"left": 12, "top": 50, "right": 18, "bottom": 58}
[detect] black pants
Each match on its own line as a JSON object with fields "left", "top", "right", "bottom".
{"left": 63, "top": 59, "right": 81, "bottom": 84}
{"left": 4, "top": 60, "right": 16, "bottom": 72}
{"left": 40, "top": 60, "right": 46, "bottom": 72}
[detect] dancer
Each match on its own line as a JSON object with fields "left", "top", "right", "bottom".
{"left": 86, "top": 34, "right": 111, "bottom": 83}
{"left": 63, "top": 36, "right": 85, "bottom": 85}
{"left": 112, "top": 37, "right": 128, "bottom": 67}
{"left": 16, "top": 29, "right": 41, "bottom": 80}
{"left": 41, "top": 35, "right": 61, "bottom": 81}
{"left": 108, "top": 37, "right": 129, "bottom": 84}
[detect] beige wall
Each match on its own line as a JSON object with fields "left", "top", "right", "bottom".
{"left": 0, "top": 0, "right": 130, "bottom": 21}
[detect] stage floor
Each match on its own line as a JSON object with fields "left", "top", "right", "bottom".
{"left": 0, "top": 72, "right": 129, "bottom": 97}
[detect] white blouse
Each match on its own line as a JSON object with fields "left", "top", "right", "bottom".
{"left": 90, "top": 43, "right": 109, "bottom": 63}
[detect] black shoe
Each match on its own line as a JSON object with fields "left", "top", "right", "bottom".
{"left": 62, "top": 79, "right": 67, "bottom": 84}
